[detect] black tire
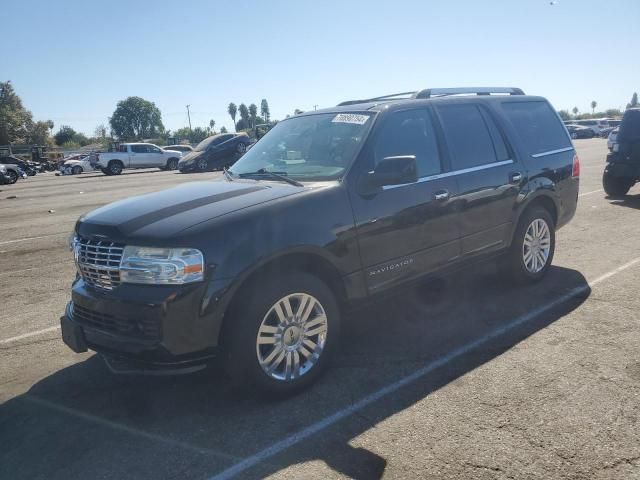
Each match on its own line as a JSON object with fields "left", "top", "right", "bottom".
{"left": 196, "top": 157, "right": 209, "bottom": 172}
{"left": 166, "top": 158, "right": 179, "bottom": 171}
{"left": 571, "top": 132, "right": 577, "bottom": 139}
{"left": 72, "top": 165, "right": 83, "bottom": 175}
{"left": 6, "top": 170, "right": 18, "bottom": 184}
{"left": 224, "top": 272, "right": 340, "bottom": 396}
{"left": 108, "top": 160, "right": 123, "bottom": 175}
{"left": 502, "top": 206, "right": 555, "bottom": 284}
{"left": 101, "top": 167, "right": 112, "bottom": 176}
{"left": 236, "top": 142, "right": 247, "bottom": 154}
{"left": 603, "top": 171, "right": 633, "bottom": 197}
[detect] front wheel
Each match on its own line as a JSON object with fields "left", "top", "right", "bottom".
{"left": 72, "top": 165, "right": 83, "bottom": 175}
{"left": 502, "top": 207, "right": 555, "bottom": 284}
{"left": 236, "top": 142, "right": 247, "bottom": 154}
{"left": 166, "top": 158, "right": 179, "bottom": 171}
{"left": 603, "top": 171, "right": 633, "bottom": 197}
{"left": 224, "top": 273, "right": 340, "bottom": 396}
{"left": 196, "top": 157, "right": 209, "bottom": 172}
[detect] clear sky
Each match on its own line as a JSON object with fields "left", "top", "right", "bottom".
{"left": 3, "top": 0, "right": 639, "bottom": 136}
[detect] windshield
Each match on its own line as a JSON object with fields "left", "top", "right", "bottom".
{"left": 194, "top": 136, "right": 220, "bottom": 152}
{"left": 229, "top": 112, "right": 373, "bottom": 181}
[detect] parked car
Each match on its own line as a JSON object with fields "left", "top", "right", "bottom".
{"left": 164, "top": 144, "right": 194, "bottom": 155}
{"left": 1, "top": 163, "right": 27, "bottom": 184}
{"left": 565, "top": 124, "right": 595, "bottom": 139}
{"left": 0, "top": 155, "right": 37, "bottom": 176}
{"left": 60, "top": 154, "right": 99, "bottom": 175}
{"left": 95, "top": 143, "right": 182, "bottom": 175}
{"left": 607, "top": 128, "right": 619, "bottom": 151}
{"left": 178, "top": 133, "right": 251, "bottom": 172}
{"left": 0, "top": 164, "right": 12, "bottom": 184}
{"left": 61, "top": 87, "right": 579, "bottom": 395}
{"left": 602, "top": 108, "right": 640, "bottom": 197}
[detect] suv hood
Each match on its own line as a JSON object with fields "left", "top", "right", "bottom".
{"left": 77, "top": 180, "right": 305, "bottom": 241}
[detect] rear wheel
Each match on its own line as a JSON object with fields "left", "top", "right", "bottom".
{"left": 603, "top": 171, "right": 633, "bottom": 197}
{"left": 108, "top": 160, "right": 123, "bottom": 175}
{"left": 72, "top": 165, "right": 83, "bottom": 175}
{"left": 166, "top": 158, "right": 179, "bottom": 171}
{"left": 236, "top": 142, "right": 247, "bottom": 154}
{"left": 503, "top": 206, "right": 555, "bottom": 284}
{"left": 224, "top": 272, "right": 340, "bottom": 396}
{"left": 6, "top": 170, "right": 18, "bottom": 184}
{"left": 101, "top": 167, "right": 112, "bottom": 175}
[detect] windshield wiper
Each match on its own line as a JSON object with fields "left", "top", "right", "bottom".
{"left": 238, "top": 168, "right": 303, "bottom": 187}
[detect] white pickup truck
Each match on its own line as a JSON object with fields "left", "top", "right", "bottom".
{"left": 96, "top": 143, "right": 183, "bottom": 175}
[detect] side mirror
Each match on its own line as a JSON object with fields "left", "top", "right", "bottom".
{"left": 359, "top": 155, "right": 418, "bottom": 194}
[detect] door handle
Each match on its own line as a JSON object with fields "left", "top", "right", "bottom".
{"left": 510, "top": 172, "right": 522, "bottom": 184}
{"left": 434, "top": 190, "right": 450, "bottom": 201}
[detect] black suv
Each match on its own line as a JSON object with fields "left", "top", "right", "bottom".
{"left": 61, "top": 87, "right": 579, "bottom": 394}
{"left": 602, "top": 108, "right": 639, "bottom": 197}
{"left": 178, "top": 133, "right": 251, "bottom": 172}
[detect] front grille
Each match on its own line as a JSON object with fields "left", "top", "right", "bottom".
{"left": 72, "top": 304, "right": 160, "bottom": 340}
{"left": 76, "top": 236, "right": 124, "bottom": 290}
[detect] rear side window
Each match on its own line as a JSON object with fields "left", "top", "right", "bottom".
{"left": 501, "top": 101, "right": 571, "bottom": 155}
{"left": 436, "top": 104, "right": 502, "bottom": 169}
{"left": 373, "top": 108, "right": 441, "bottom": 177}
{"left": 131, "top": 145, "right": 146, "bottom": 153}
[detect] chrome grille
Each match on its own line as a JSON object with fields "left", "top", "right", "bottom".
{"left": 75, "top": 236, "right": 124, "bottom": 290}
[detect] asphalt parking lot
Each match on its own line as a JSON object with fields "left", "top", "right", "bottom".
{"left": 1, "top": 139, "right": 639, "bottom": 480}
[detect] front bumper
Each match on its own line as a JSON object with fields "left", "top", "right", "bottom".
{"left": 178, "top": 161, "right": 198, "bottom": 173}
{"left": 60, "top": 277, "right": 232, "bottom": 369}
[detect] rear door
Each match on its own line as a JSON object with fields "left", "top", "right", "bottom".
{"left": 434, "top": 102, "right": 523, "bottom": 256}
{"left": 348, "top": 107, "right": 460, "bottom": 293}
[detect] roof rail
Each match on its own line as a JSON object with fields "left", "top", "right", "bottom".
{"left": 337, "top": 91, "right": 417, "bottom": 106}
{"left": 412, "top": 87, "right": 524, "bottom": 99}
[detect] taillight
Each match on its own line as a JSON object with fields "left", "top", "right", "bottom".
{"left": 572, "top": 154, "right": 580, "bottom": 178}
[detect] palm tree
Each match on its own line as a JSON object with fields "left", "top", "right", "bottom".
{"left": 591, "top": 101, "right": 597, "bottom": 114}
{"left": 227, "top": 103, "right": 237, "bottom": 132}
{"left": 248, "top": 104, "right": 258, "bottom": 128}
{"left": 260, "top": 99, "right": 270, "bottom": 122}
{"left": 209, "top": 119, "right": 216, "bottom": 134}
{"left": 572, "top": 106, "right": 579, "bottom": 116}
{"left": 238, "top": 103, "right": 249, "bottom": 128}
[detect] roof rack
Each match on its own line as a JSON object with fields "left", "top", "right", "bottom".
{"left": 413, "top": 87, "right": 524, "bottom": 99}
{"left": 337, "top": 87, "right": 524, "bottom": 106}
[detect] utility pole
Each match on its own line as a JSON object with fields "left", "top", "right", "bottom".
{"left": 313, "top": 104, "right": 318, "bottom": 111}
{"left": 186, "top": 105, "right": 192, "bottom": 132}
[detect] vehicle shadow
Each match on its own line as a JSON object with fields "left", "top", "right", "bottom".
{"left": 78, "top": 169, "right": 168, "bottom": 179}
{"left": 607, "top": 192, "right": 640, "bottom": 210}
{"left": 0, "top": 263, "right": 590, "bottom": 480}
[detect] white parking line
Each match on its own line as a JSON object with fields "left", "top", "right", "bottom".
{"left": 579, "top": 189, "right": 603, "bottom": 197}
{"left": 24, "top": 395, "right": 240, "bottom": 461}
{"left": 0, "top": 232, "right": 66, "bottom": 246}
{"left": 210, "top": 256, "right": 640, "bottom": 480}
{"left": 0, "top": 325, "right": 60, "bottom": 345}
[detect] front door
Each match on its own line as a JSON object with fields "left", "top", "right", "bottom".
{"left": 348, "top": 107, "right": 461, "bottom": 293}
{"left": 129, "top": 144, "right": 150, "bottom": 167}
{"left": 434, "top": 103, "right": 524, "bottom": 256}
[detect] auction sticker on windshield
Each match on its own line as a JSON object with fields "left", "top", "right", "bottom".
{"left": 332, "top": 113, "right": 370, "bottom": 124}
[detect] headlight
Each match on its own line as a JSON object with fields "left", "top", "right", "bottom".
{"left": 119, "top": 246, "right": 204, "bottom": 285}
{"left": 68, "top": 232, "right": 77, "bottom": 251}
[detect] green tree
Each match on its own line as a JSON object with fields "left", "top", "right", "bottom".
{"left": 54, "top": 125, "right": 77, "bottom": 145}
{"left": 557, "top": 110, "right": 571, "bottom": 121}
{"left": 109, "top": 96, "right": 164, "bottom": 140}
{"left": 27, "top": 120, "right": 53, "bottom": 145}
{"left": 627, "top": 92, "right": 639, "bottom": 110}
{"left": 0, "top": 81, "right": 33, "bottom": 144}
{"left": 591, "top": 100, "right": 597, "bottom": 114}
{"left": 572, "top": 106, "right": 579, "bottom": 116}
{"left": 238, "top": 103, "right": 249, "bottom": 129}
{"left": 220, "top": 126, "right": 228, "bottom": 133}
{"left": 605, "top": 108, "right": 622, "bottom": 117}
{"left": 94, "top": 124, "right": 107, "bottom": 138}
{"left": 294, "top": 108, "right": 303, "bottom": 115}
{"left": 209, "top": 119, "right": 216, "bottom": 133}
{"left": 248, "top": 103, "right": 258, "bottom": 128}
{"left": 260, "top": 99, "right": 270, "bottom": 122}
{"left": 227, "top": 103, "right": 237, "bottom": 132}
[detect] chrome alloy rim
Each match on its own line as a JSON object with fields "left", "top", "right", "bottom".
{"left": 522, "top": 218, "right": 551, "bottom": 273}
{"left": 256, "top": 293, "right": 328, "bottom": 381}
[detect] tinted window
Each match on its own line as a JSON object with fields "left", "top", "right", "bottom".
{"left": 148, "top": 146, "right": 161, "bottom": 153}
{"left": 373, "top": 109, "right": 441, "bottom": 177}
{"left": 502, "top": 101, "right": 571, "bottom": 155}
{"left": 131, "top": 145, "right": 147, "bottom": 153}
{"left": 437, "top": 104, "right": 499, "bottom": 169}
